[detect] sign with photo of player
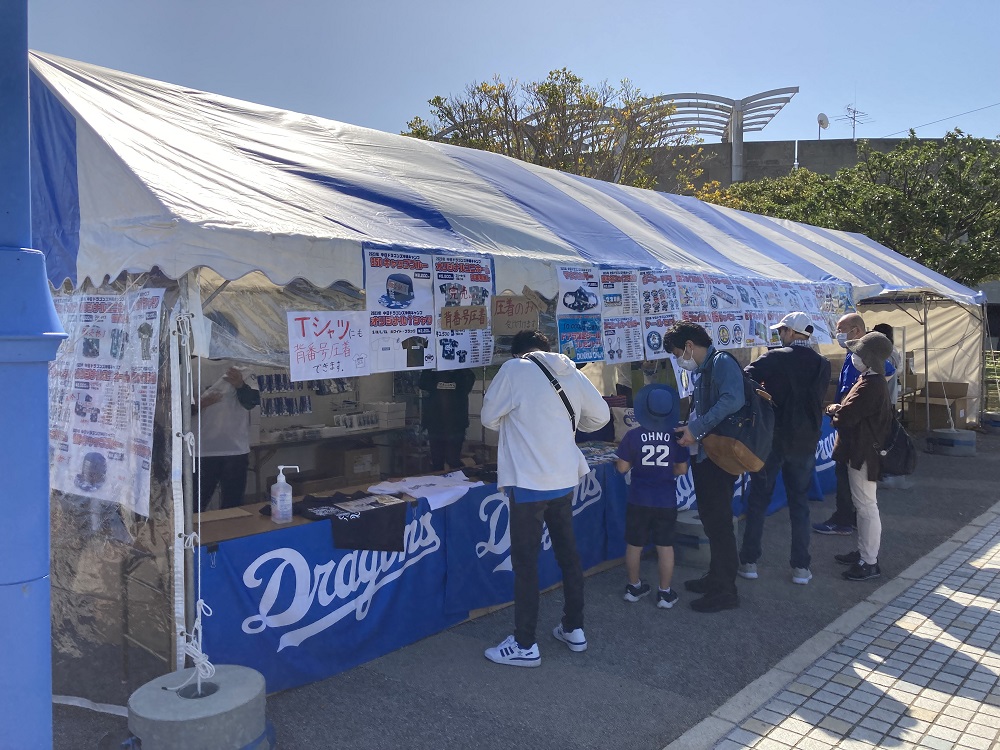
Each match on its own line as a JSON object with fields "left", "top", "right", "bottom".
{"left": 364, "top": 248, "right": 435, "bottom": 372}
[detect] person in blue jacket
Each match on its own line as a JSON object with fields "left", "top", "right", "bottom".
{"left": 665, "top": 322, "right": 745, "bottom": 613}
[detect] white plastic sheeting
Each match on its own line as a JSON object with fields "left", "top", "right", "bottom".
{"left": 28, "top": 52, "right": 982, "bottom": 307}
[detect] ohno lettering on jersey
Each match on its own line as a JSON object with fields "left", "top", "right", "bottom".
{"left": 640, "top": 432, "right": 672, "bottom": 442}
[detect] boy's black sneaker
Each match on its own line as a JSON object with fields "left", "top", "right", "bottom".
{"left": 657, "top": 589, "right": 679, "bottom": 609}
{"left": 835, "top": 550, "right": 861, "bottom": 566}
{"left": 842, "top": 561, "right": 881, "bottom": 581}
{"left": 624, "top": 581, "right": 651, "bottom": 602}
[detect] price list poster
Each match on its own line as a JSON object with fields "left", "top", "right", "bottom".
{"left": 49, "top": 289, "right": 165, "bottom": 517}
{"left": 286, "top": 311, "right": 371, "bottom": 381}
{"left": 638, "top": 270, "right": 681, "bottom": 361}
{"left": 556, "top": 265, "right": 604, "bottom": 362}
{"left": 600, "top": 268, "right": 643, "bottom": 363}
{"left": 432, "top": 254, "right": 496, "bottom": 370}
{"left": 364, "top": 248, "right": 436, "bottom": 373}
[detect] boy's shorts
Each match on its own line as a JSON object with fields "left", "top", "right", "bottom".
{"left": 625, "top": 503, "right": 677, "bottom": 548}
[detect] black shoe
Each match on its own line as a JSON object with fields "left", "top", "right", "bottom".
{"left": 835, "top": 550, "right": 861, "bottom": 566}
{"left": 624, "top": 581, "right": 651, "bottom": 602}
{"left": 690, "top": 591, "right": 739, "bottom": 613}
{"left": 683, "top": 576, "right": 713, "bottom": 594}
{"left": 842, "top": 561, "right": 881, "bottom": 581}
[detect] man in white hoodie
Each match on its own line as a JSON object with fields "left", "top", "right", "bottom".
{"left": 481, "top": 330, "right": 611, "bottom": 667}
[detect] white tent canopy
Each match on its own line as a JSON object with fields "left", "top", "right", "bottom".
{"left": 28, "top": 52, "right": 982, "bottom": 307}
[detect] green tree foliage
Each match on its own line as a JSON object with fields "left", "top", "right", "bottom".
{"left": 700, "top": 131, "right": 1000, "bottom": 286}
{"left": 405, "top": 68, "right": 709, "bottom": 193}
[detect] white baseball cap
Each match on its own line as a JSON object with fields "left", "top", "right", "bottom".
{"left": 770, "top": 311, "right": 814, "bottom": 336}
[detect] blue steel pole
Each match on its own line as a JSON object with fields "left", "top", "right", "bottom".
{"left": 0, "top": 2, "right": 67, "bottom": 748}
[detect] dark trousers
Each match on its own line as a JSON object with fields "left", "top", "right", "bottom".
{"left": 830, "top": 460, "right": 858, "bottom": 527}
{"left": 429, "top": 433, "right": 464, "bottom": 471}
{"left": 692, "top": 458, "right": 740, "bottom": 595}
{"left": 198, "top": 453, "right": 250, "bottom": 512}
{"left": 740, "top": 444, "right": 816, "bottom": 570}
{"left": 509, "top": 489, "right": 584, "bottom": 648}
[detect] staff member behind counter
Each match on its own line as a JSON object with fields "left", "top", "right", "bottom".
{"left": 420, "top": 369, "right": 476, "bottom": 472}
{"left": 195, "top": 364, "right": 261, "bottom": 511}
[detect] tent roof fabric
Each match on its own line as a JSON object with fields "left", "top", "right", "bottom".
{"left": 28, "top": 52, "right": 983, "bottom": 305}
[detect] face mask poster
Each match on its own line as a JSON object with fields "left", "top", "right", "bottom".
{"left": 49, "top": 289, "right": 165, "bottom": 517}
{"left": 364, "top": 248, "right": 436, "bottom": 373}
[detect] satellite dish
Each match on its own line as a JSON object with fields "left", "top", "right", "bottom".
{"left": 817, "top": 113, "right": 830, "bottom": 129}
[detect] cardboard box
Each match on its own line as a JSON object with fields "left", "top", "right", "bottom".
{"left": 905, "top": 397, "right": 971, "bottom": 431}
{"left": 925, "top": 381, "right": 969, "bottom": 399}
{"left": 341, "top": 447, "right": 381, "bottom": 481}
{"left": 383, "top": 416, "right": 407, "bottom": 430}
{"left": 365, "top": 401, "right": 406, "bottom": 417}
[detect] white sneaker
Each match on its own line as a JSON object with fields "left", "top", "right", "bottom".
{"left": 552, "top": 623, "right": 588, "bottom": 652}
{"left": 737, "top": 563, "right": 758, "bottom": 580}
{"left": 792, "top": 567, "right": 813, "bottom": 585}
{"left": 484, "top": 635, "right": 540, "bottom": 667}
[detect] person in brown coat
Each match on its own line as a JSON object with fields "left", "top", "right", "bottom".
{"left": 824, "top": 332, "right": 893, "bottom": 581}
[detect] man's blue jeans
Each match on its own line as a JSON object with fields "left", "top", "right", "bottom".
{"left": 740, "top": 443, "right": 816, "bottom": 570}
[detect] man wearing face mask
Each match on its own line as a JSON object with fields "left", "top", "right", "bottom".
{"left": 813, "top": 313, "right": 896, "bottom": 536}
{"left": 825, "top": 332, "right": 894, "bottom": 580}
{"left": 665, "top": 322, "right": 745, "bottom": 613}
{"left": 737, "top": 313, "right": 831, "bottom": 586}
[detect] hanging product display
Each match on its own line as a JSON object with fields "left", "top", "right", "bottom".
{"left": 364, "top": 248, "right": 436, "bottom": 373}
{"left": 431, "top": 254, "right": 496, "bottom": 370}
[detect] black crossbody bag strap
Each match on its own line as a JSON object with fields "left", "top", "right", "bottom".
{"left": 526, "top": 353, "right": 577, "bottom": 431}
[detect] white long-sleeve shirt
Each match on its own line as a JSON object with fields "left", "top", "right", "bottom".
{"left": 481, "top": 351, "right": 610, "bottom": 491}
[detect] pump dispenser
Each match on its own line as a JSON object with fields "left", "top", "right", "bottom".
{"left": 270, "top": 465, "right": 299, "bottom": 524}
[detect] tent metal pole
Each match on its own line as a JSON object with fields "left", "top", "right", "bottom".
{"left": 0, "top": 5, "right": 66, "bottom": 746}
{"left": 178, "top": 275, "right": 197, "bottom": 640}
{"left": 923, "top": 293, "right": 930, "bottom": 434}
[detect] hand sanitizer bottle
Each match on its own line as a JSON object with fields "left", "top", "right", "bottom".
{"left": 270, "top": 465, "right": 299, "bottom": 524}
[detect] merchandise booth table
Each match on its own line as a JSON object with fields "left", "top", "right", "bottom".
{"left": 200, "top": 419, "right": 836, "bottom": 693}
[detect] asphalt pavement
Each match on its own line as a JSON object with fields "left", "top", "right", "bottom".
{"left": 56, "top": 431, "right": 1000, "bottom": 749}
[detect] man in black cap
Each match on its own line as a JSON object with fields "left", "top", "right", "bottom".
{"left": 737, "top": 312, "right": 830, "bottom": 586}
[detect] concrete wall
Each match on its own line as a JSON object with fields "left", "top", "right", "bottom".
{"left": 655, "top": 137, "right": 939, "bottom": 191}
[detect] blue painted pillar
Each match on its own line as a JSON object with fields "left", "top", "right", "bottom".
{"left": 0, "top": 2, "right": 67, "bottom": 747}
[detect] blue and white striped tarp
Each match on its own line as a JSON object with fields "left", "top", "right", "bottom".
{"left": 27, "top": 52, "right": 981, "bottom": 306}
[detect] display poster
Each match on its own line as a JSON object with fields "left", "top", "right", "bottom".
{"left": 49, "top": 289, "right": 165, "bottom": 517}
{"left": 639, "top": 269, "right": 681, "bottom": 318}
{"left": 682, "top": 308, "right": 715, "bottom": 345}
{"left": 675, "top": 271, "right": 709, "bottom": 311}
{"left": 364, "top": 248, "right": 435, "bottom": 372}
{"left": 286, "top": 311, "right": 370, "bottom": 381}
{"left": 711, "top": 309, "right": 744, "bottom": 350}
{"left": 754, "top": 278, "right": 784, "bottom": 312}
{"left": 743, "top": 307, "right": 771, "bottom": 348}
{"left": 704, "top": 273, "right": 740, "bottom": 312}
{"left": 432, "top": 255, "right": 496, "bottom": 370}
{"left": 491, "top": 295, "right": 540, "bottom": 337}
{"left": 602, "top": 316, "right": 644, "bottom": 364}
{"left": 642, "top": 312, "right": 680, "bottom": 361}
{"left": 778, "top": 281, "right": 808, "bottom": 314}
{"left": 796, "top": 282, "right": 821, "bottom": 313}
{"left": 599, "top": 268, "right": 640, "bottom": 317}
{"left": 731, "top": 276, "right": 765, "bottom": 314}
{"left": 556, "top": 265, "right": 603, "bottom": 362}
{"left": 557, "top": 315, "right": 604, "bottom": 362}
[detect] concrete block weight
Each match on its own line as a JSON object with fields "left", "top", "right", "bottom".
{"left": 128, "top": 665, "right": 269, "bottom": 750}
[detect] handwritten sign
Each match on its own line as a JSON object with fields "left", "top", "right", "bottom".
{"left": 286, "top": 311, "right": 371, "bottom": 381}
{"left": 491, "top": 296, "right": 539, "bottom": 336}
{"left": 439, "top": 305, "right": 489, "bottom": 331}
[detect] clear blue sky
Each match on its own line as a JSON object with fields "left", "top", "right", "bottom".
{"left": 27, "top": 0, "right": 1000, "bottom": 144}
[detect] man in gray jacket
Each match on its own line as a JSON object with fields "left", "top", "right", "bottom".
{"left": 481, "top": 330, "right": 610, "bottom": 667}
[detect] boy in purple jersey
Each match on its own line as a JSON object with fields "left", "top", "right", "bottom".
{"left": 615, "top": 384, "right": 690, "bottom": 608}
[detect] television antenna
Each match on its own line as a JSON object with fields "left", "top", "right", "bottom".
{"left": 817, "top": 112, "right": 829, "bottom": 140}
{"left": 836, "top": 105, "right": 872, "bottom": 141}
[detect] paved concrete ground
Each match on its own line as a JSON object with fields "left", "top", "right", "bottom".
{"left": 55, "top": 432, "right": 1000, "bottom": 749}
